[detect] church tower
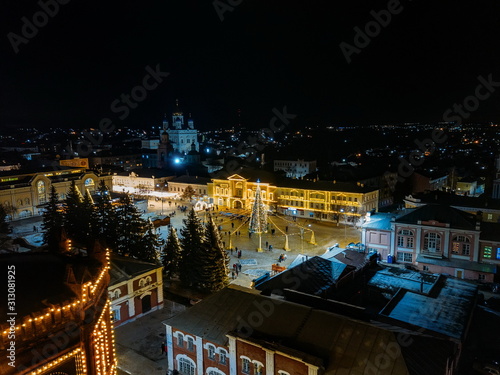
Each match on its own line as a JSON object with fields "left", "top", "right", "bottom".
{"left": 161, "top": 99, "right": 199, "bottom": 154}
{"left": 157, "top": 130, "right": 173, "bottom": 169}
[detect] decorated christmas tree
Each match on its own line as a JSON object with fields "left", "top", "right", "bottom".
{"left": 136, "top": 219, "right": 163, "bottom": 264}
{"left": 249, "top": 180, "right": 267, "bottom": 251}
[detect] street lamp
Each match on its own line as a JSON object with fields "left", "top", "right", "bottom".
{"left": 156, "top": 183, "right": 167, "bottom": 215}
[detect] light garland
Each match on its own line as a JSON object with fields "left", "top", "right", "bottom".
{"left": 28, "top": 348, "right": 81, "bottom": 375}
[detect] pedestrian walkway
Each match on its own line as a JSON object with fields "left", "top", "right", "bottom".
{"left": 114, "top": 300, "right": 186, "bottom": 375}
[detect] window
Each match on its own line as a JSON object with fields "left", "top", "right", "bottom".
{"left": 177, "top": 333, "right": 184, "bottom": 347}
{"left": 397, "top": 252, "right": 413, "bottom": 262}
{"left": 452, "top": 236, "right": 470, "bottom": 255}
{"left": 112, "top": 308, "right": 120, "bottom": 321}
{"left": 424, "top": 233, "right": 441, "bottom": 252}
{"left": 178, "top": 357, "right": 195, "bottom": 375}
{"left": 242, "top": 358, "right": 250, "bottom": 374}
{"left": 219, "top": 351, "right": 227, "bottom": 365}
{"left": 187, "top": 337, "right": 194, "bottom": 351}
{"left": 208, "top": 345, "right": 215, "bottom": 360}
{"left": 484, "top": 246, "right": 492, "bottom": 258}
{"left": 397, "top": 230, "right": 414, "bottom": 248}
{"left": 254, "top": 363, "right": 264, "bottom": 375}
{"left": 479, "top": 274, "right": 486, "bottom": 281}
{"left": 497, "top": 248, "right": 500, "bottom": 260}
{"left": 487, "top": 214, "right": 493, "bottom": 220}
{"left": 423, "top": 265, "right": 429, "bottom": 271}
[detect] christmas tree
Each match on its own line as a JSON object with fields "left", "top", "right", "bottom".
{"left": 178, "top": 208, "right": 206, "bottom": 287}
{"left": 162, "top": 226, "right": 182, "bottom": 279}
{"left": 42, "top": 185, "right": 64, "bottom": 250}
{"left": 79, "top": 189, "right": 95, "bottom": 245}
{"left": 249, "top": 180, "right": 267, "bottom": 251}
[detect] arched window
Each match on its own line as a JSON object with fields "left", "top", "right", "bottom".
{"left": 187, "top": 336, "right": 194, "bottom": 351}
{"left": 37, "top": 180, "right": 47, "bottom": 204}
{"left": 207, "top": 369, "right": 225, "bottom": 375}
{"left": 25, "top": 198, "right": 30, "bottom": 205}
{"left": 177, "top": 333, "right": 184, "bottom": 347}
{"left": 207, "top": 345, "right": 215, "bottom": 360}
{"left": 145, "top": 276, "right": 152, "bottom": 285}
{"left": 177, "top": 356, "right": 195, "bottom": 375}
{"left": 424, "top": 232, "right": 441, "bottom": 252}
{"left": 139, "top": 279, "right": 146, "bottom": 288}
{"left": 452, "top": 235, "right": 471, "bottom": 256}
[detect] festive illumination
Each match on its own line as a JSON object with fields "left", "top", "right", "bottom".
{"left": 249, "top": 180, "right": 268, "bottom": 252}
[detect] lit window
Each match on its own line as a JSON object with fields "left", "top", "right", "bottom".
{"left": 484, "top": 246, "right": 492, "bottom": 258}
{"left": 497, "top": 248, "right": 500, "bottom": 260}
{"left": 112, "top": 308, "right": 120, "bottom": 322}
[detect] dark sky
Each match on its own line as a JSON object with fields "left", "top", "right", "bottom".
{"left": 1, "top": 0, "right": 500, "bottom": 130}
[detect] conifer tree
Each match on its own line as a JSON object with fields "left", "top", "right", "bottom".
{"left": 78, "top": 189, "right": 95, "bottom": 245}
{"left": 115, "top": 194, "right": 145, "bottom": 256}
{"left": 135, "top": 219, "right": 163, "bottom": 263}
{"left": 179, "top": 208, "right": 206, "bottom": 287}
{"left": 94, "top": 180, "right": 117, "bottom": 248}
{"left": 202, "top": 215, "right": 230, "bottom": 292}
{"left": 181, "top": 185, "right": 196, "bottom": 200}
{"left": 63, "top": 180, "right": 83, "bottom": 241}
{"left": 42, "top": 185, "right": 64, "bottom": 249}
{"left": 162, "top": 226, "right": 182, "bottom": 279}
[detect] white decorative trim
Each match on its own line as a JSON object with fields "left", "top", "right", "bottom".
{"left": 176, "top": 354, "right": 196, "bottom": 369}
{"left": 166, "top": 325, "right": 174, "bottom": 371}
{"left": 206, "top": 367, "right": 226, "bottom": 375}
{"left": 251, "top": 360, "right": 264, "bottom": 368}
{"left": 278, "top": 371, "right": 290, "bottom": 375}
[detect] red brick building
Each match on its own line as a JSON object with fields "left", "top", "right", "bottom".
{"left": 163, "top": 285, "right": 461, "bottom": 375}
{"left": 0, "top": 244, "right": 117, "bottom": 375}
{"left": 108, "top": 254, "right": 164, "bottom": 327}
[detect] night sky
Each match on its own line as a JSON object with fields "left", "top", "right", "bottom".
{"left": 2, "top": 0, "right": 500, "bottom": 130}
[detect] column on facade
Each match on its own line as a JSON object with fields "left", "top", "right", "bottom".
{"left": 415, "top": 227, "right": 422, "bottom": 256}
{"left": 228, "top": 336, "right": 237, "bottom": 375}
{"left": 443, "top": 229, "right": 450, "bottom": 258}
{"left": 127, "top": 280, "right": 135, "bottom": 318}
{"left": 473, "top": 231, "right": 480, "bottom": 262}
{"left": 156, "top": 268, "right": 164, "bottom": 305}
{"left": 195, "top": 335, "right": 203, "bottom": 375}
{"left": 307, "top": 364, "right": 319, "bottom": 375}
{"left": 264, "top": 349, "right": 274, "bottom": 375}
{"left": 166, "top": 325, "right": 174, "bottom": 371}
{"left": 389, "top": 223, "right": 396, "bottom": 257}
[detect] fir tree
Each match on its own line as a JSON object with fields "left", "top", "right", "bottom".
{"left": 178, "top": 208, "right": 206, "bottom": 287}
{"left": 162, "top": 226, "right": 182, "bottom": 279}
{"left": 63, "top": 180, "right": 83, "bottom": 241}
{"left": 135, "top": 219, "right": 163, "bottom": 263}
{"left": 94, "top": 180, "right": 117, "bottom": 248}
{"left": 181, "top": 185, "right": 196, "bottom": 200}
{"left": 115, "top": 194, "right": 145, "bottom": 256}
{"left": 78, "top": 189, "right": 95, "bottom": 245}
{"left": 202, "top": 215, "right": 230, "bottom": 292}
{"left": 42, "top": 186, "right": 64, "bottom": 249}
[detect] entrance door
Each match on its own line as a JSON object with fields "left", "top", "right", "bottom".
{"left": 455, "top": 269, "right": 464, "bottom": 279}
{"left": 141, "top": 295, "right": 151, "bottom": 313}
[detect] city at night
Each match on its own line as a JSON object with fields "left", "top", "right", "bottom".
{"left": 1, "top": 1, "right": 500, "bottom": 374}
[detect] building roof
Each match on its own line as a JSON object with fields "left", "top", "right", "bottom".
{"left": 395, "top": 204, "right": 478, "bottom": 230}
{"left": 378, "top": 275, "right": 477, "bottom": 341}
{"left": 405, "top": 191, "right": 500, "bottom": 210}
{"left": 480, "top": 222, "right": 500, "bottom": 242}
{"left": 109, "top": 254, "right": 162, "bottom": 285}
{"left": 361, "top": 212, "right": 395, "bottom": 231}
{"left": 368, "top": 268, "right": 440, "bottom": 295}
{"left": 0, "top": 252, "right": 102, "bottom": 318}
{"left": 115, "top": 168, "right": 174, "bottom": 178}
{"left": 168, "top": 175, "right": 211, "bottom": 185}
{"left": 163, "top": 285, "right": 457, "bottom": 375}
{"left": 255, "top": 256, "right": 352, "bottom": 297}
{"left": 415, "top": 255, "right": 497, "bottom": 273}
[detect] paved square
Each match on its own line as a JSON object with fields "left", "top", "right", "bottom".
{"left": 243, "top": 269, "right": 269, "bottom": 277}
{"left": 238, "top": 259, "right": 257, "bottom": 265}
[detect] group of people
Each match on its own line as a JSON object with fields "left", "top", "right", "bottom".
{"left": 278, "top": 253, "right": 287, "bottom": 263}
{"left": 231, "top": 262, "right": 242, "bottom": 279}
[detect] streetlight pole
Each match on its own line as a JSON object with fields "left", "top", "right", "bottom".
{"left": 340, "top": 209, "right": 346, "bottom": 245}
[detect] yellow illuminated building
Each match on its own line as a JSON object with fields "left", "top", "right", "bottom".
{"left": 209, "top": 172, "right": 379, "bottom": 222}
